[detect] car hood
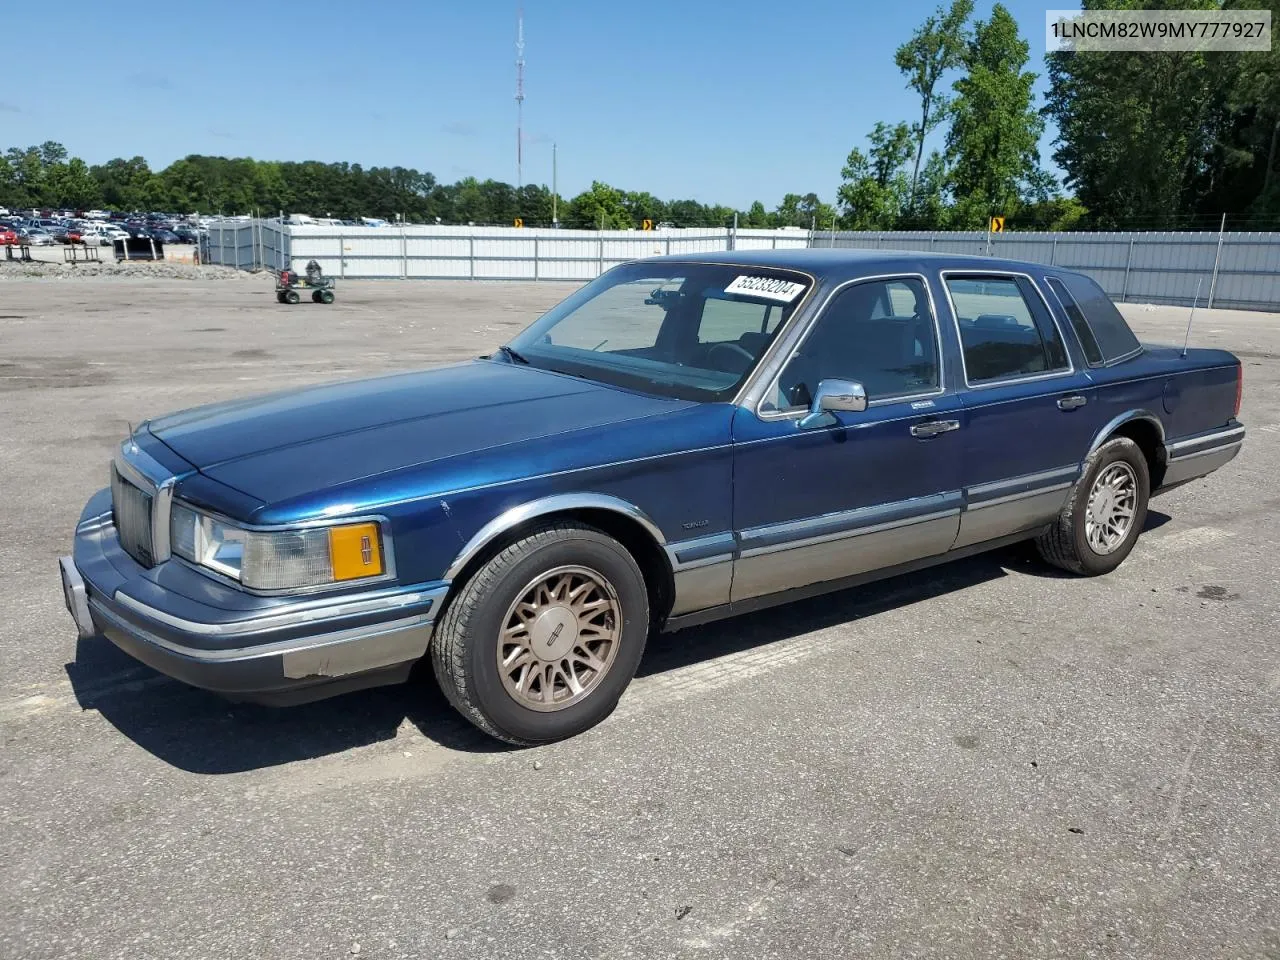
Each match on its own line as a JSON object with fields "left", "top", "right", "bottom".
{"left": 149, "top": 360, "right": 693, "bottom": 506}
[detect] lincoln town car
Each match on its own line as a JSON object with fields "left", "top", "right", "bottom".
{"left": 60, "top": 250, "right": 1246, "bottom": 743}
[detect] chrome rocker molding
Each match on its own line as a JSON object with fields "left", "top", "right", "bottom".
{"left": 1160, "top": 425, "right": 1245, "bottom": 489}
{"left": 444, "top": 493, "right": 667, "bottom": 582}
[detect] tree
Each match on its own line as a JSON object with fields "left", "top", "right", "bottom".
{"left": 945, "top": 3, "right": 1044, "bottom": 228}
{"left": 895, "top": 0, "right": 973, "bottom": 213}
{"left": 1045, "top": 0, "right": 1224, "bottom": 228}
{"left": 771, "top": 192, "right": 835, "bottom": 229}
{"left": 741, "top": 201, "right": 770, "bottom": 227}
{"left": 837, "top": 121, "right": 915, "bottom": 229}
{"left": 565, "top": 181, "right": 632, "bottom": 229}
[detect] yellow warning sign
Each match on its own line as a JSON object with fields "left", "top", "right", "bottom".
{"left": 989, "top": 215, "right": 1005, "bottom": 233}
{"left": 513, "top": 218, "right": 524, "bottom": 228}
{"left": 642, "top": 219, "right": 653, "bottom": 231}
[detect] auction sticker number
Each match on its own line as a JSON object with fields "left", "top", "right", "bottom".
{"left": 724, "top": 275, "right": 806, "bottom": 303}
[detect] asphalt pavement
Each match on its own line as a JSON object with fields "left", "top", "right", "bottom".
{"left": 1, "top": 278, "right": 1276, "bottom": 959}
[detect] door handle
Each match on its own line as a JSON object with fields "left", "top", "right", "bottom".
{"left": 911, "top": 419, "right": 960, "bottom": 438}
{"left": 1057, "top": 395, "right": 1088, "bottom": 411}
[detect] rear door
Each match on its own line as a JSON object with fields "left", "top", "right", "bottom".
{"left": 730, "top": 274, "right": 963, "bottom": 602}
{"left": 943, "top": 271, "right": 1096, "bottom": 549}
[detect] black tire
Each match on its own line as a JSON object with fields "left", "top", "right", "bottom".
{"left": 431, "top": 521, "right": 650, "bottom": 745}
{"left": 275, "top": 291, "right": 286, "bottom": 303}
{"left": 1036, "top": 436, "right": 1150, "bottom": 575}
{"left": 311, "top": 290, "right": 323, "bottom": 303}
{"left": 320, "top": 289, "right": 335, "bottom": 304}
{"left": 284, "top": 289, "right": 300, "bottom": 304}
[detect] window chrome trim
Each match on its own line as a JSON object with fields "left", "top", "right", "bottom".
{"left": 168, "top": 498, "right": 398, "bottom": 597}
{"left": 940, "top": 269, "right": 1076, "bottom": 389}
{"left": 750, "top": 272, "right": 947, "bottom": 421}
{"left": 1040, "top": 273, "right": 1144, "bottom": 368}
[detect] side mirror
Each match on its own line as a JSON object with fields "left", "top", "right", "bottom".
{"left": 798, "top": 378, "right": 867, "bottom": 429}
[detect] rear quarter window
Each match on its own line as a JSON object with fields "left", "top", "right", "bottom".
{"left": 1057, "top": 274, "right": 1142, "bottom": 363}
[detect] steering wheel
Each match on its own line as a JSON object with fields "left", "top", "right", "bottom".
{"left": 706, "top": 341, "right": 755, "bottom": 374}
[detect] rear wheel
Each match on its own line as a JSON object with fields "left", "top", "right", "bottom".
{"left": 311, "top": 290, "right": 323, "bottom": 303}
{"left": 431, "top": 521, "right": 649, "bottom": 745}
{"left": 319, "top": 289, "right": 335, "bottom": 304}
{"left": 1036, "top": 436, "right": 1150, "bottom": 575}
{"left": 284, "top": 289, "right": 300, "bottom": 304}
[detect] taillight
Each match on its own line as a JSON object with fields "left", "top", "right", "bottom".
{"left": 1234, "top": 364, "right": 1243, "bottom": 419}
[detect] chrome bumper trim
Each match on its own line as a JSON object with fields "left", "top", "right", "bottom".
{"left": 58, "top": 557, "right": 96, "bottom": 640}
{"left": 90, "top": 597, "right": 434, "bottom": 666}
{"left": 112, "top": 582, "right": 451, "bottom": 638}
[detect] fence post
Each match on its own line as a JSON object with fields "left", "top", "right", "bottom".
{"left": 598, "top": 233, "right": 604, "bottom": 277}
{"left": 469, "top": 235, "right": 475, "bottom": 280}
{"left": 1050, "top": 236, "right": 1057, "bottom": 265}
{"left": 338, "top": 234, "right": 345, "bottom": 279}
{"left": 1207, "top": 213, "right": 1226, "bottom": 308}
{"left": 533, "top": 237, "right": 539, "bottom": 281}
{"left": 1120, "top": 236, "right": 1135, "bottom": 303}
{"left": 668, "top": 236, "right": 673, "bottom": 255}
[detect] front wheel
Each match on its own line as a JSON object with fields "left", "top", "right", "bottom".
{"left": 430, "top": 521, "right": 650, "bottom": 745}
{"left": 1036, "top": 436, "right": 1150, "bottom": 575}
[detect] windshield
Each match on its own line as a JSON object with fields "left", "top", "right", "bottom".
{"left": 505, "top": 262, "right": 813, "bottom": 401}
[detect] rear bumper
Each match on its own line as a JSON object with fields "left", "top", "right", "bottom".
{"left": 1159, "top": 423, "right": 1245, "bottom": 491}
{"left": 61, "top": 491, "right": 449, "bottom": 704}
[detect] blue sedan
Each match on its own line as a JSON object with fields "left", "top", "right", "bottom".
{"left": 60, "top": 250, "right": 1246, "bottom": 743}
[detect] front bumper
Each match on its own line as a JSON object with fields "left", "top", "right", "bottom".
{"left": 61, "top": 489, "right": 450, "bottom": 704}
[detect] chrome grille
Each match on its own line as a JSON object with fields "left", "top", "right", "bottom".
{"left": 111, "top": 467, "right": 155, "bottom": 567}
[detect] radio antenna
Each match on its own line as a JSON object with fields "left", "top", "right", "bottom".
{"left": 1181, "top": 278, "right": 1202, "bottom": 358}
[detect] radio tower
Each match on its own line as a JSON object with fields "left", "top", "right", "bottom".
{"left": 515, "top": 6, "right": 525, "bottom": 190}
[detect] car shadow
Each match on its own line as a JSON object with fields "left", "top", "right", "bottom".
{"left": 64, "top": 524, "right": 1172, "bottom": 774}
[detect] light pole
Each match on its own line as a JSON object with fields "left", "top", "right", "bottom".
{"left": 552, "top": 142, "right": 558, "bottom": 228}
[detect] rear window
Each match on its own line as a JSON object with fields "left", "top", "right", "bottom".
{"left": 1056, "top": 274, "right": 1142, "bottom": 363}
{"left": 1044, "top": 277, "right": 1103, "bottom": 366}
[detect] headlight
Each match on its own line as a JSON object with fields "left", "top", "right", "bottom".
{"left": 170, "top": 503, "right": 386, "bottom": 592}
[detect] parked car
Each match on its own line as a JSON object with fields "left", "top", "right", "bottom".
{"left": 60, "top": 251, "right": 1246, "bottom": 744}
{"left": 80, "top": 224, "right": 129, "bottom": 246}
{"left": 148, "top": 229, "right": 180, "bottom": 244}
{"left": 171, "top": 226, "right": 199, "bottom": 243}
{"left": 18, "top": 227, "right": 54, "bottom": 245}
{"left": 0, "top": 226, "right": 17, "bottom": 245}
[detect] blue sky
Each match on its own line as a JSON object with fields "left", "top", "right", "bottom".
{"left": 0, "top": 0, "right": 1063, "bottom": 208}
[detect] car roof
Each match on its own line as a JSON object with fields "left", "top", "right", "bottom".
{"left": 641, "top": 247, "right": 1060, "bottom": 284}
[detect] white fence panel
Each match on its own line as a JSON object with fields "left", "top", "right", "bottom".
{"left": 201, "top": 221, "right": 1280, "bottom": 311}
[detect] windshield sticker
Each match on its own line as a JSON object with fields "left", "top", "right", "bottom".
{"left": 723, "top": 275, "right": 806, "bottom": 303}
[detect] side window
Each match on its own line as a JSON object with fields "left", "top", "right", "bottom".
{"left": 771, "top": 277, "right": 939, "bottom": 409}
{"left": 697, "top": 297, "right": 780, "bottom": 346}
{"left": 1044, "top": 276, "right": 1103, "bottom": 365}
{"left": 1059, "top": 273, "right": 1142, "bottom": 362}
{"left": 946, "top": 275, "right": 1068, "bottom": 383}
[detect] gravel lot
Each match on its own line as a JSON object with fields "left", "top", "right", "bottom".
{"left": 1, "top": 276, "right": 1277, "bottom": 960}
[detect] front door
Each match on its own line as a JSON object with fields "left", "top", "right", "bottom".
{"left": 731, "top": 275, "right": 964, "bottom": 603}
{"left": 942, "top": 272, "right": 1098, "bottom": 549}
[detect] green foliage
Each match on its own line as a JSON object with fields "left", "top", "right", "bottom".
{"left": 946, "top": 3, "right": 1046, "bottom": 227}
{"left": 895, "top": 0, "right": 974, "bottom": 213}
{"left": 1046, "top": 0, "right": 1280, "bottom": 228}
{"left": 837, "top": 122, "right": 916, "bottom": 229}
